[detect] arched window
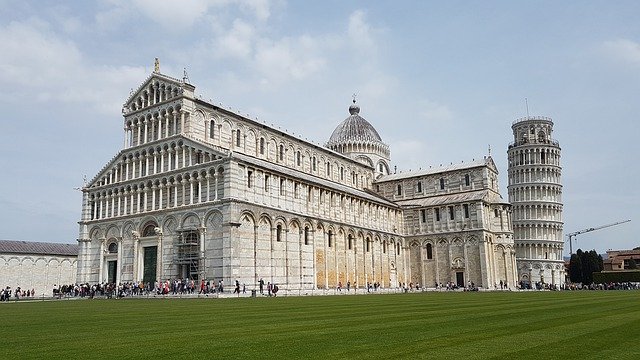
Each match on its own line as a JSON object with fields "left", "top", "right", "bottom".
{"left": 312, "top": 156, "right": 317, "bottom": 171}
{"left": 142, "top": 223, "right": 158, "bottom": 237}
{"left": 417, "top": 181, "right": 422, "bottom": 193}
{"left": 260, "top": 138, "right": 265, "bottom": 155}
{"left": 276, "top": 224, "right": 282, "bottom": 242}
{"left": 108, "top": 242, "right": 118, "bottom": 253}
{"left": 348, "top": 235, "right": 353, "bottom": 250}
{"left": 426, "top": 243, "right": 433, "bottom": 259}
{"left": 279, "top": 145, "right": 284, "bottom": 161}
{"left": 236, "top": 129, "right": 241, "bottom": 146}
{"left": 296, "top": 151, "right": 301, "bottom": 166}
{"left": 209, "top": 120, "right": 215, "bottom": 139}
{"left": 327, "top": 230, "right": 333, "bottom": 247}
{"left": 366, "top": 238, "right": 371, "bottom": 252}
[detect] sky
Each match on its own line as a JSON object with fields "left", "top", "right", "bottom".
{"left": 0, "top": 0, "right": 638, "bottom": 255}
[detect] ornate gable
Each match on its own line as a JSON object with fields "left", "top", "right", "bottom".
{"left": 485, "top": 156, "right": 498, "bottom": 174}
{"left": 123, "top": 71, "right": 194, "bottom": 115}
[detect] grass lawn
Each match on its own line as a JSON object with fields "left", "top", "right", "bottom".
{"left": 1, "top": 291, "right": 639, "bottom": 359}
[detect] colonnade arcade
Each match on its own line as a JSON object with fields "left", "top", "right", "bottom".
{"left": 508, "top": 185, "right": 562, "bottom": 203}
{"left": 514, "top": 242, "right": 563, "bottom": 261}
{"left": 511, "top": 203, "right": 563, "bottom": 222}
{"left": 508, "top": 166, "right": 561, "bottom": 185}
{"left": 93, "top": 140, "right": 224, "bottom": 188}
{"left": 512, "top": 222, "right": 563, "bottom": 242}
{"left": 89, "top": 166, "right": 225, "bottom": 220}
{"left": 124, "top": 106, "right": 187, "bottom": 148}
{"left": 508, "top": 147, "right": 560, "bottom": 167}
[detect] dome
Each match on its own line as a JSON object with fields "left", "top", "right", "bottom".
{"left": 327, "top": 101, "right": 383, "bottom": 146}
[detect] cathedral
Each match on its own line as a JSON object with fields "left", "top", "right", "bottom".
{"left": 76, "top": 65, "right": 519, "bottom": 291}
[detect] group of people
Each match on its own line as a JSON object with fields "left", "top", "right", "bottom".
{"left": 258, "top": 278, "right": 279, "bottom": 296}
{"left": 1, "top": 286, "right": 36, "bottom": 301}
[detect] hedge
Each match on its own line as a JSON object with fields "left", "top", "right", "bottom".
{"left": 593, "top": 271, "right": 640, "bottom": 283}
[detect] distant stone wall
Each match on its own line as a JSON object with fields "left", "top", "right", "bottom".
{"left": 0, "top": 253, "right": 77, "bottom": 297}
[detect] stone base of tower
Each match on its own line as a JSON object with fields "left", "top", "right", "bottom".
{"left": 516, "top": 258, "right": 565, "bottom": 288}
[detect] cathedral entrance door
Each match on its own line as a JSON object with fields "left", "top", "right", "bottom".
{"left": 107, "top": 261, "right": 117, "bottom": 284}
{"left": 455, "top": 271, "right": 464, "bottom": 287}
{"left": 143, "top": 246, "right": 157, "bottom": 284}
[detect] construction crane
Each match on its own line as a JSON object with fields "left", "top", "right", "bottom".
{"left": 566, "top": 219, "right": 631, "bottom": 255}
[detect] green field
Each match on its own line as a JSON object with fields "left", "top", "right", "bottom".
{"left": 1, "top": 291, "right": 639, "bottom": 359}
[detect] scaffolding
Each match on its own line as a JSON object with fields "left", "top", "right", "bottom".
{"left": 174, "top": 230, "right": 203, "bottom": 280}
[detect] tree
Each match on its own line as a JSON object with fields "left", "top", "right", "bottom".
{"left": 569, "top": 253, "right": 582, "bottom": 283}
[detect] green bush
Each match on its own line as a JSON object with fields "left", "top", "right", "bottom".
{"left": 593, "top": 271, "right": 640, "bottom": 283}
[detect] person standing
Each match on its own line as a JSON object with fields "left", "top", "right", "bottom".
{"left": 259, "top": 278, "right": 264, "bottom": 294}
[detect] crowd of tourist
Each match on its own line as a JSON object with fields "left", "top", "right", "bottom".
{"left": 0, "top": 286, "right": 36, "bottom": 301}
{"left": 2, "top": 278, "right": 639, "bottom": 301}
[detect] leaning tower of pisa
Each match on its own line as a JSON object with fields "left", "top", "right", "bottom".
{"left": 507, "top": 116, "right": 564, "bottom": 287}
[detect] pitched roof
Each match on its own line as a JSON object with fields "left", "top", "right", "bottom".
{"left": 397, "top": 190, "right": 496, "bottom": 207}
{"left": 0, "top": 240, "right": 78, "bottom": 257}
{"left": 376, "top": 157, "right": 495, "bottom": 182}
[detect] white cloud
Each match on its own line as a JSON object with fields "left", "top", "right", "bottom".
{"left": 215, "top": 19, "right": 255, "bottom": 59}
{"left": 418, "top": 99, "right": 454, "bottom": 123}
{"left": 253, "top": 35, "right": 328, "bottom": 83}
{"left": 0, "top": 19, "right": 146, "bottom": 115}
{"left": 601, "top": 38, "right": 640, "bottom": 66}
{"left": 239, "top": 0, "right": 273, "bottom": 22}
{"left": 348, "top": 10, "right": 376, "bottom": 53}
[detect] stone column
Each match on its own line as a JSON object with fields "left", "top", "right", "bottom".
{"left": 164, "top": 113, "right": 169, "bottom": 138}
{"left": 206, "top": 174, "right": 211, "bottom": 202}
{"left": 214, "top": 173, "right": 219, "bottom": 201}
{"left": 151, "top": 115, "right": 156, "bottom": 141}
{"left": 199, "top": 227, "right": 206, "bottom": 280}
{"left": 189, "top": 179, "right": 194, "bottom": 204}
{"left": 153, "top": 152, "right": 158, "bottom": 174}
{"left": 158, "top": 184, "right": 164, "bottom": 210}
{"left": 151, "top": 184, "right": 157, "bottom": 210}
{"left": 145, "top": 154, "right": 150, "bottom": 177}
{"left": 116, "top": 237, "right": 123, "bottom": 284}
{"left": 181, "top": 180, "right": 187, "bottom": 206}
{"left": 109, "top": 194, "right": 115, "bottom": 218}
{"left": 172, "top": 110, "right": 178, "bottom": 135}
{"left": 143, "top": 119, "right": 148, "bottom": 144}
{"left": 173, "top": 180, "right": 178, "bottom": 207}
{"left": 98, "top": 239, "right": 105, "bottom": 283}
{"left": 116, "top": 190, "right": 121, "bottom": 217}
{"left": 156, "top": 231, "right": 163, "bottom": 282}
{"left": 132, "top": 233, "right": 140, "bottom": 282}
{"left": 143, "top": 187, "right": 148, "bottom": 212}
{"left": 197, "top": 177, "right": 202, "bottom": 203}
{"left": 123, "top": 190, "right": 129, "bottom": 216}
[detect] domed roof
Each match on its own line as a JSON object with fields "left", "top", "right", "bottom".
{"left": 327, "top": 101, "right": 383, "bottom": 146}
